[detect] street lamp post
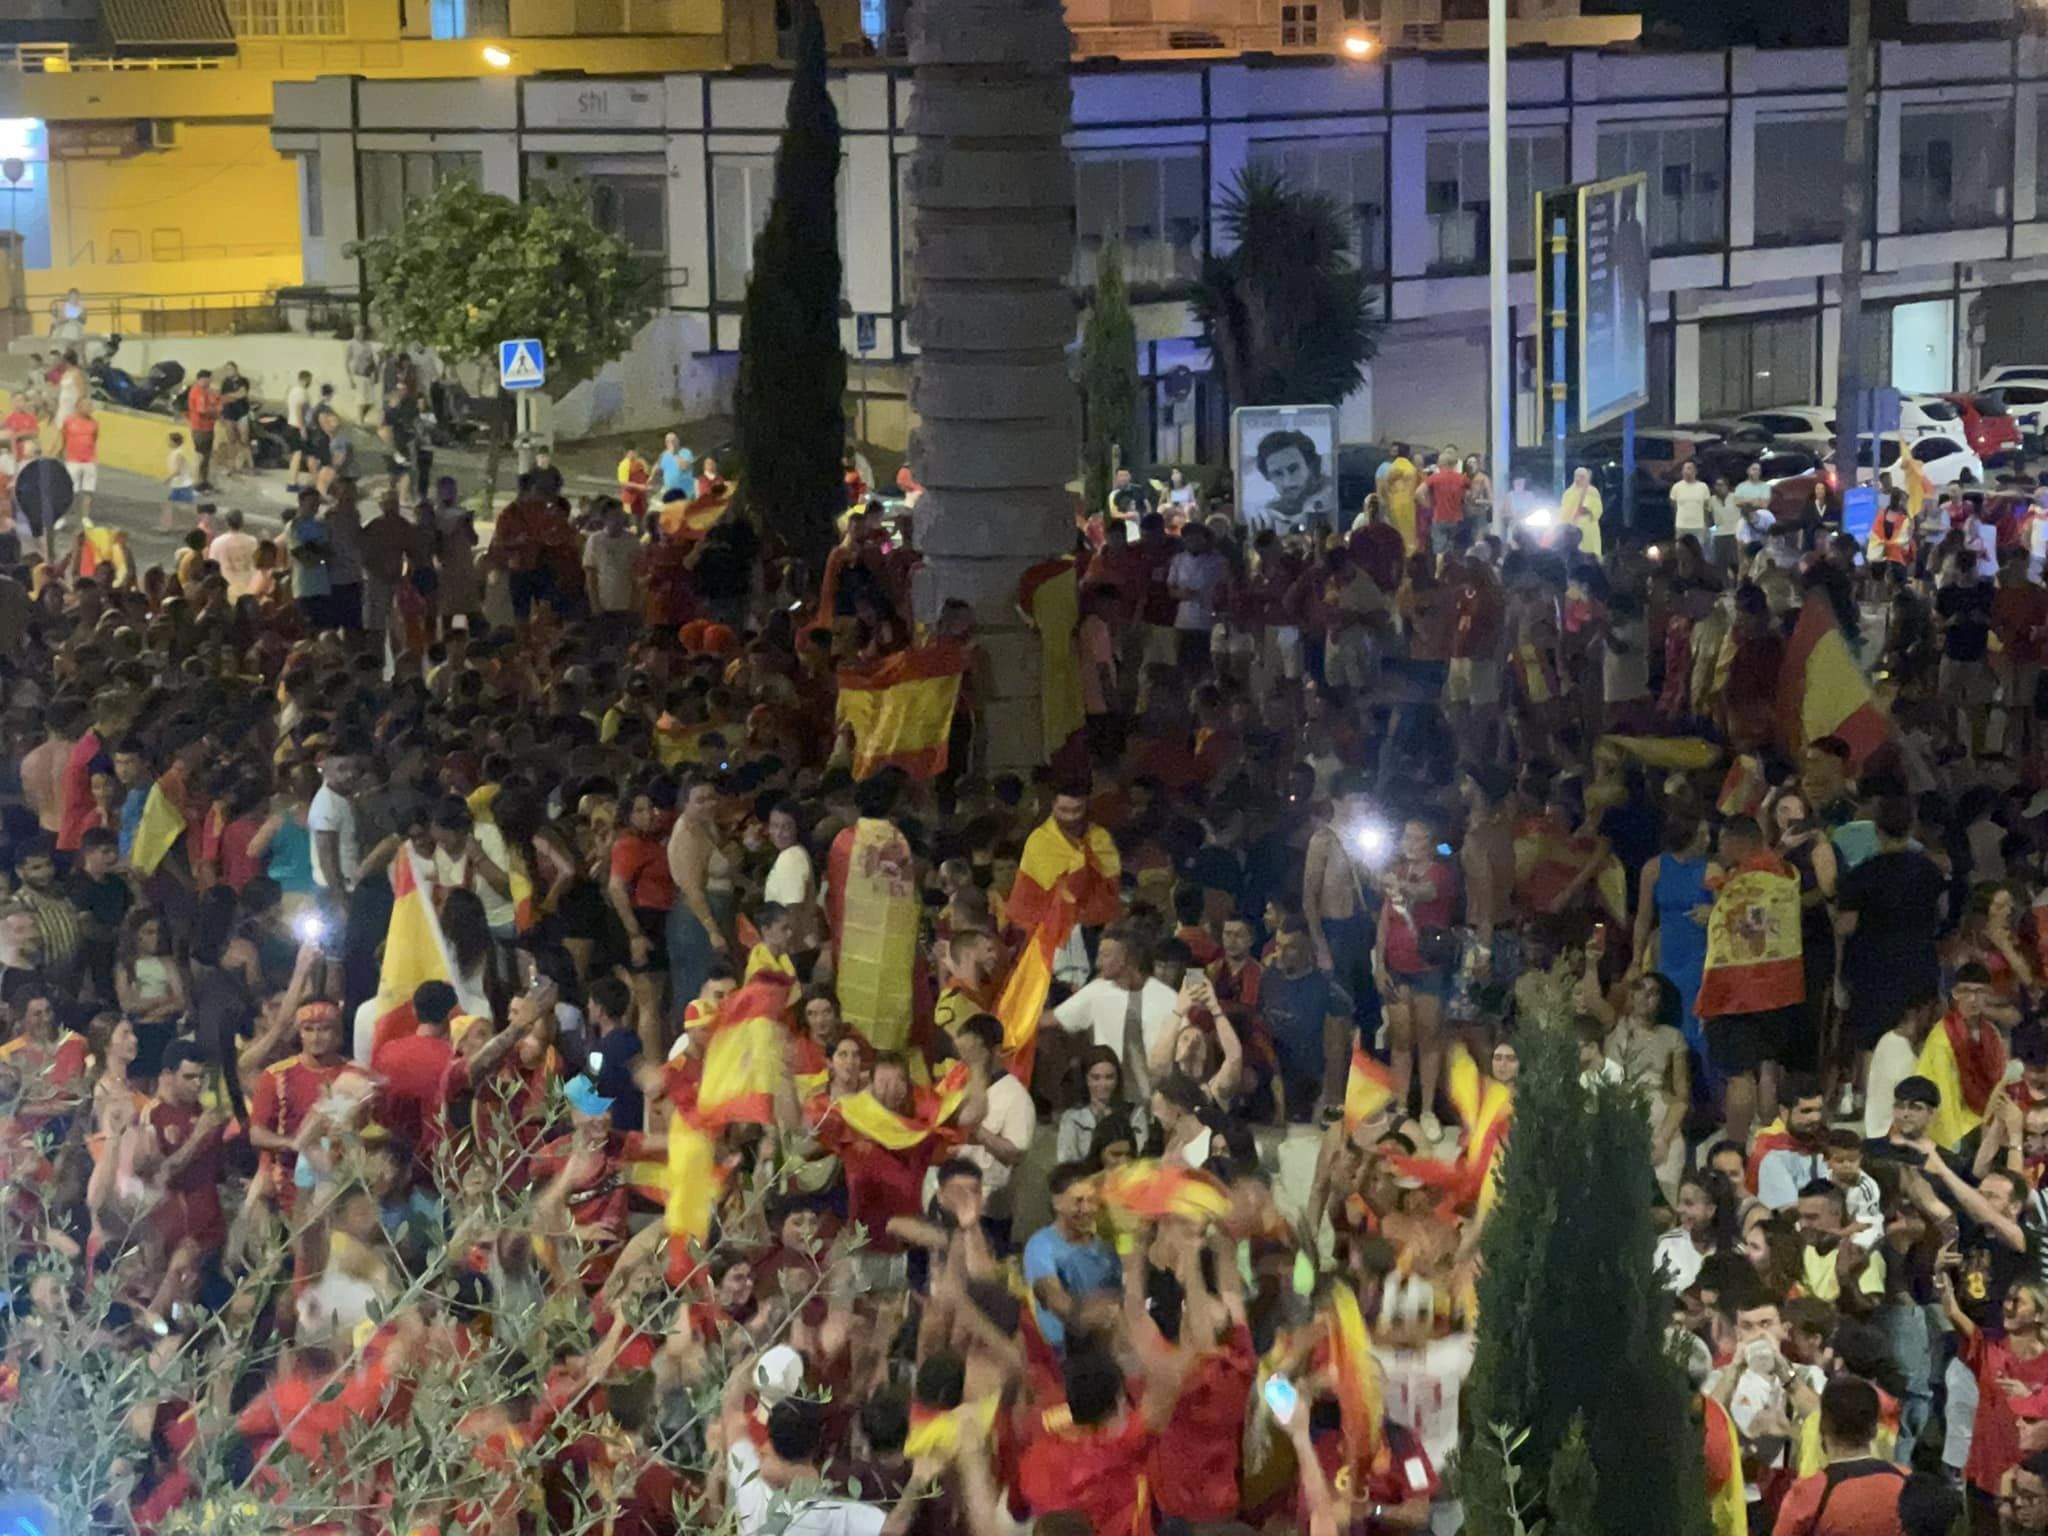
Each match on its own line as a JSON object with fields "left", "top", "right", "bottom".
{"left": 1488, "top": 0, "right": 1511, "bottom": 527}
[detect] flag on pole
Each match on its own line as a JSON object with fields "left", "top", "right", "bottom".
{"left": 1776, "top": 593, "right": 1890, "bottom": 772}
{"left": 994, "top": 815, "right": 1122, "bottom": 1082}
{"left": 1325, "top": 1284, "right": 1384, "bottom": 1476}
{"left": 836, "top": 640, "right": 969, "bottom": 780}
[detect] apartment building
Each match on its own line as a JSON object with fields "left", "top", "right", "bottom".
{"left": 267, "top": 34, "right": 2048, "bottom": 457}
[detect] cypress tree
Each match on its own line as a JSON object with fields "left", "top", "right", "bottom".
{"left": 734, "top": 0, "right": 846, "bottom": 566}
{"left": 1080, "top": 241, "right": 1139, "bottom": 519}
{"left": 1460, "top": 970, "right": 1712, "bottom": 1536}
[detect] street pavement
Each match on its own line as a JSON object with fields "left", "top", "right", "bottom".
{"left": 54, "top": 463, "right": 293, "bottom": 573}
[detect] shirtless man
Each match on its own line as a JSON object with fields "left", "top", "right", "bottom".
{"left": 20, "top": 699, "right": 82, "bottom": 840}
{"left": 1304, "top": 769, "right": 1374, "bottom": 1001}
{"left": 1456, "top": 761, "right": 1519, "bottom": 1055}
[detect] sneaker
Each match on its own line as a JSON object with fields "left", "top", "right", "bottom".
{"left": 1420, "top": 1111, "right": 1443, "bottom": 1144}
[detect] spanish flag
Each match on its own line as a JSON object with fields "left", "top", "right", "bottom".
{"left": 1325, "top": 1284, "right": 1384, "bottom": 1475}
{"left": 1390, "top": 1043, "right": 1512, "bottom": 1212}
{"left": 75, "top": 522, "right": 131, "bottom": 586}
{"left": 1916, "top": 1010, "right": 2008, "bottom": 1150}
{"left": 836, "top": 639, "right": 969, "bottom": 780}
{"left": 1017, "top": 557, "right": 1086, "bottom": 761}
{"left": 696, "top": 973, "right": 793, "bottom": 1130}
{"left": 1695, "top": 854, "right": 1804, "bottom": 1019}
{"left": 1902, "top": 449, "right": 1933, "bottom": 520}
{"left": 1702, "top": 1397, "right": 1748, "bottom": 1536}
{"left": 128, "top": 782, "right": 188, "bottom": 876}
{"left": 1512, "top": 818, "right": 1626, "bottom": 923}
{"left": 1098, "top": 1160, "right": 1232, "bottom": 1225}
{"left": 904, "top": 1396, "right": 1000, "bottom": 1461}
{"left": 1343, "top": 1047, "right": 1394, "bottom": 1131}
{"left": 1776, "top": 592, "right": 1890, "bottom": 773}
{"left": 380, "top": 855, "right": 456, "bottom": 1006}
{"left": 833, "top": 1061, "right": 971, "bottom": 1150}
{"left": 1716, "top": 753, "right": 1768, "bottom": 819}
{"left": 994, "top": 815, "right": 1122, "bottom": 1083}
{"left": 1600, "top": 734, "right": 1723, "bottom": 773}
{"left": 658, "top": 481, "right": 735, "bottom": 540}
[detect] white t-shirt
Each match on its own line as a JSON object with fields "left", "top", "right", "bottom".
{"left": 1167, "top": 550, "right": 1228, "bottom": 631}
{"left": 1710, "top": 493, "right": 1742, "bottom": 537}
{"left": 1670, "top": 478, "right": 1711, "bottom": 533}
{"left": 1652, "top": 1228, "right": 1709, "bottom": 1292}
{"left": 1375, "top": 1333, "right": 1476, "bottom": 1468}
{"left": 286, "top": 382, "right": 313, "bottom": 434}
{"left": 763, "top": 844, "right": 815, "bottom": 907}
{"left": 307, "top": 784, "right": 360, "bottom": 891}
{"left": 1862, "top": 1030, "right": 1925, "bottom": 1140}
{"left": 433, "top": 820, "right": 517, "bottom": 933}
{"left": 1052, "top": 976, "right": 1180, "bottom": 1100}
{"left": 209, "top": 530, "right": 259, "bottom": 599}
{"left": 582, "top": 529, "right": 639, "bottom": 614}
{"left": 726, "top": 1440, "right": 886, "bottom": 1536}
{"left": 961, "top": 1071, "right": 1037, "bottom": 1205}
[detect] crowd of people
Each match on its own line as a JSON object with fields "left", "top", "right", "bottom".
{"left": 2, "top": 346, "right": 2048, "bottom": 1536}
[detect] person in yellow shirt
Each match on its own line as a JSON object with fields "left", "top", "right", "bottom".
{"left": 743, "top": 903, "right": 798, "bottom": 984}
{"left": 1561, "top": 466, "right": 1604, "bottom": 557}
{"left": 1383, "top": 445, "right": 1420, "bottom": 554}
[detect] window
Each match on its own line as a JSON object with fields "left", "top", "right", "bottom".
{"left": 1279, "top": 2, "right": 1319, "bottom": 44}
{"left": 1594, "top": 120, "right": 1725, "bottom": 252}
{"left": 360, "top": 151, "right": 480, "bottom": 237}
{"left": 527, "top": 156, "right": 666, "bottom": 261}
{"left": 712, "top": 152, "right": 851, "bottom": 303}
{"left": 1899, "top": 102, "right": 2010, "bottom": 233}
{"left": 228, "top": 0, "right": 345, "bottom": 32}
{"left": 1073, "top": 149, "right": 1205, "bottom": 289}
{"left": 1423, "top": 128, "right": 1567, "bottom": 274}
{"left": 1698, "top": 312, "right": 1817, "bottom": 415}
{"left": 1753, "top": 114, "right": 1874, "bottom": 245}
{"left": 430, "top": 0, "right": 508, "bottom": 36}
{"left": 300, "top": 150, "right": 322, "bottom": 239}
{"left": 1247, "top": 137, "right": 1387, "bottom": 276}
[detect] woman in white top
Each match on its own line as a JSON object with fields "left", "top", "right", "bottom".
{"left": 1652, "top": 1169, "right": 1741, "bottom": 1293}
{"left": 1580, "top": 968, "right": 1690, "bottom": 1198}
{"left": 761, "top": 800, "right": 818, "bottom": 952}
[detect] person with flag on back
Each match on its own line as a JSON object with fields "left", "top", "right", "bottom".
{"left": 1696, "top": 815, "right": 1807, "bottom": 1153}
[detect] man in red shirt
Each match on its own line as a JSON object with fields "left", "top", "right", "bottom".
{"left": 58, "top": 687, "right": 133, "bottom": 855}
{"left": 135, "top": 1039, "right": 228, "bottom": 1256}
{"left": 249, "top": 1001, "right": 365, "bottom": 1201}
{"left": 1017, "top": 1349, "right": 1162, "bottom": 1536}
{"left": 3, "top": 393, "right": 37, "bottom": 450}
{"left": 1994, "top": 546, "right": 2048, "bottom": 758}
{"left": 371, "top": 979, "right": 460, "bottom": 1151}
{"left": 184, "top": 369, "right": 222, "bottom": 490}
{"left": 1422, "top": 449, "right": 1469, "bottom": 558}
{"left": 1770, "top": 1377, "right": 1906, "bottom": 1535}
{"left": 1143, "top": 1234, "right": 1257, "bottom": 1524}
{"left": 816, "top": 1052, "right": 959, "bottom": 1251}
{"left": 58, "top": 397, "right": 97, "bottom": 525}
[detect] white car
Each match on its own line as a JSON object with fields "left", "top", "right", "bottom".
{"left": 1736, "top": 406, "right": 1835, "bottom": 451}
{"left": 1981, "top": 364, "right": 2048, "bottom": 390}
{"left": 1898, "top": 393, "right": 1965, "bottom": 439}
{"left": 1979, "top": 379, "right": 2048, "bottom": 446}
{"left": 1855, "top": 431, "right": 1984, "bottom": 490}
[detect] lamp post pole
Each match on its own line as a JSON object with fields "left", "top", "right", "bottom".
{"left": 1488, "top": 0, "right": 1512, "bottom": 528}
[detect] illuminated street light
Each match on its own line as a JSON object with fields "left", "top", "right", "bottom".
{"left": 1342, "top": 30, "right": 1375, "bottom": 57}
{"left": 481, "top": 45, "right": 514, "bottom": 68}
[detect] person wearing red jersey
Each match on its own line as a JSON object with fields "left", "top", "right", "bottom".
{"left": 130, "top": 1039, "right": 228, "bottom": 1258}
{"left": 0, "top": 982, "right": 89, "bottom": 1119}
{"left": 248, "top": 1001, "right": 366, "bottom": 1201}
{"left": 1138, "top": 1226, "right": 1256, "bottom": 1525}
{"left": 813, "top": 1052, "right": 982, "bottom": 1256}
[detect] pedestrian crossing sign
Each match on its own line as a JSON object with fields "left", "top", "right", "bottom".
{"left": 498, "top": 338, "right": 546, "bottom": 391}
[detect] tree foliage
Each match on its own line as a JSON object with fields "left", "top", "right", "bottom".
{"left": 350, "top": 176, "right": 655, "bottom": 388}
{"left": 1190, "top": 165, "right": 1381, "bottom": 410}
{"left": 1081, "top": 242, "right": 1140, "bottom": 518}
{"left": 1460, "top": 968, "right": 1711, "bottom": 1536}
{"left": 733, "top": 0, "right": 848, "bottom": 566}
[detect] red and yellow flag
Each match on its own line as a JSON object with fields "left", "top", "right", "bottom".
{"left": 379, "top": 855, "right": 455, "bottom": 1007}
{"left": 1343, "top": 1048, "right": 1393, "bottom": 1131}
{"left": 1716, "top": 753, "right": 1767, "bottom": 819}
{"left": 1513, "top": 819, "right": 1626, "bottom": 923}
{"left": 1017, "top": 557, "right": 1086, "bottom": 761}
{"left": 996, "top": 815, "right": 1122, "bottom": 1083}
{"left": 836, "top": 639, "right": 969, "bottom": 780}
{"left": 1098, "top": 1159, "right": 1232, "bottom": 1225}
{"left": 1325, "top": 1284, "right": 1383, "bottom": 1475}
{"left": 657, "top": 481, "right": 735, "bottom": 541}
{"left": 1917, "top": 1011, "right": 2009, "bottom": 1151}
{"left": 128, "top": 782, "right": 188, "bottom": 877}
{"left": 1776, "top": 592, "right": 1890, "bottom": 772}
{"left": 697, "top": 973, "right": 794, "bottom": 1129}
{"left": 834, "top": 1061, "right": 971, "bottom": 1150}
{"left": 1695, "top": 855, "right": 1804, "bottom": 1020}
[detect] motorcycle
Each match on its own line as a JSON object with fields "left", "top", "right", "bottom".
{"left": 85, "top": 335, "right": 185, "bottom": 414}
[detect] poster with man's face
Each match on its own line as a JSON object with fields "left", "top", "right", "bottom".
{"left": 1234, "top": 405, "right": 1340, "bottom": 536}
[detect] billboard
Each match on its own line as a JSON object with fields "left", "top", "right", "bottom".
{"left": 1576, "top": 173, "right": 1650, "bottom": 432}
{"left": 1232, "top": 404, "right": 1341, "bottom": 535}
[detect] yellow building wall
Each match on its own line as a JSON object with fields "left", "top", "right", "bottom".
{"left": 33, "top": 122, "right": 302, "bottom": 304}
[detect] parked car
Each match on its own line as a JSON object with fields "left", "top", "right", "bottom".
{"left": 1978, "top": 380, "right": 2048, "bottom": 451}
{"left": 1981, "top": 364, "right": 2048, "bottom": 390}
{"left": 1678, "top": 418, "right": 1777, "bottom": 450}
{"left": 1934, "top": 392, "right": 2023, "bottom": 464}
{"left": 1855, "top": 431, "right": 1984, "bottom": 491}
{"left": 1691, "top": 442, "right": 1832, "bottom": 521}
{"left": 1735, "top": 406, "right": 1837, "bottom": 451}
{"left": 1899, "top": 393, "right": 1965, "bottom": 439}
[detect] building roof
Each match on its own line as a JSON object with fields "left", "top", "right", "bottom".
{"left": 98, "top": 0, "right": 235, "bottom": 48}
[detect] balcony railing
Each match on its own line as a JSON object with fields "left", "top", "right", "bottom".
{"left": 0, "top": 43, "right": 226, "bottom": 71}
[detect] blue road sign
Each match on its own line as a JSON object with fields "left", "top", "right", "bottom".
{"left": 498, "top": 338, "right": 546, "bottom": 391}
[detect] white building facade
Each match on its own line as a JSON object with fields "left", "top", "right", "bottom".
{"left": 274, "top": 35, "right": 2048, "bottom": 461}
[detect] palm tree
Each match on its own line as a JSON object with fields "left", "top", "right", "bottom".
{"left": 1191, "top": 165, "right": 1382, "bottom": 411}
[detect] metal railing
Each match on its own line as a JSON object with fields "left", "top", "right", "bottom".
{"left": 0, "top": 43, "right": 226, "bottom": 72}
{"left": 32, "top": 288, "right": 286, "bottom": 341}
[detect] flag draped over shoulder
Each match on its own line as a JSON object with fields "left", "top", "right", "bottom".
{"left": 995, "top": 816, "right": 1122, "bottom": 1082}
{"left": 379, "top": 855, "right": 456, "bottom": 1006}
{"left": 1098, "top": 1159, "right": 1232, "bottom": 1225}
{"left": 836, "top": 639, "right": 969, "bottom": 780}
{"left": 834, "top": 1062, "right": 971, "bottom": 1150}
{"left": 696, "top": 973, "right": 793, "bottom": 1129}
{"left": 1695, "top": 856, "right": 1804, "bottom": 1019}
{"left": 826, "top": 818, "right": 921, "bottom": 1054}
{"left": 1017, "top": 557, "right": 1086, "bottom": 760}
{"left": 1776, "top": 593, "right": 1890, "bottom": 772}
{"left": 128, "top": 783, "right": 188, "bottom": 876}
{"left": 1917, "top": 1011, "right": 2008, "bottom": 1150}
{"left": 1343, "top": 1048, "right": 1393, "bottom": 1131}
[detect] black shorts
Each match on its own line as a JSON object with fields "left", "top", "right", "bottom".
{"left": 627, "top": 907, "right": 669, "bottom": 973}
{"left": 1705, "top": 1005, "right": 1809, "bottom": 1077}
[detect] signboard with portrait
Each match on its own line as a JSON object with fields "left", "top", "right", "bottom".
{"left": 1575, "top": 173, "right": 1650, "bottom": 433}
{"left": 1231, "top": 404, "right": 1340, "bottom": 536}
